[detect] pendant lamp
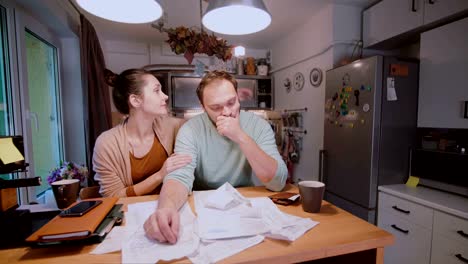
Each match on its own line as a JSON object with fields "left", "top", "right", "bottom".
{"left": 76, "top": 0, "right": 163, "bottom": 24}
{"left": 202, "top": 0, "right": 271, "bottom": 35}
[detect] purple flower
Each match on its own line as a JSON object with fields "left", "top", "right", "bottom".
{"left": 47, "top": 161, "right": 89, "bottom": 186}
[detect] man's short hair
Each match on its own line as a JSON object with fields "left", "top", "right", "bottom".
{"left": 196, "top": 70, "right": 238, "bottom": 105}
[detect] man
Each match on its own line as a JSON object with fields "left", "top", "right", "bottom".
{"left": 144, "top": 71, "right": 287, "bottom": 244}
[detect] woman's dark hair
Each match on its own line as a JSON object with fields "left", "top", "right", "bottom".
{"left": 104, "top": 68, "right": 152, "bottom": 114}
{"left": 196, "top": 70, "right": 237, "bottom": 105}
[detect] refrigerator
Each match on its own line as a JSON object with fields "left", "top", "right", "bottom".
{"left": 320, "top": 56, "right": 419, "bottom": 223}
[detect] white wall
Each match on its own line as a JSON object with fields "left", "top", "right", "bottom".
{"left": 271, "top": 3, "right": 363, "bottom": 183}
{"left": 271, "top": 4, "right": 334, "bottom": 183}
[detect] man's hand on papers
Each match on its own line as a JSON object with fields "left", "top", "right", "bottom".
{"left": 143, "top": 208, "right": 180, "bottom": 244}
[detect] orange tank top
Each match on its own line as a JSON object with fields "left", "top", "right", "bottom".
{"left": 126, "top": 135, "right": 168, "bottom": 196}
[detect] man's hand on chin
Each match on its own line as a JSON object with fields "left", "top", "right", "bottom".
{"left": 216, "top": 114, "right": 244, "bottom": 143}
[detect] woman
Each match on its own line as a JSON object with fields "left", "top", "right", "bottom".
{"left": 93, "top": 68, "right": 191, "bottom": 197}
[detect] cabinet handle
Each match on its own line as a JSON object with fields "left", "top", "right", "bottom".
{"left": 457, "top": 230, "right": 468, "bottom": 238}
{"left": 411, "top": 0, "right": 417, "bottom": 12}
{"left": 428, "top": 0, "right": 435, "bottom": 4}
{"left": 455, "top": 254, "right": 468, "bottom": 263}
{"left": 391, "top": 224, "right": 409, "bottom": 234}
{"left": 392, "top": 205, "right": 410, "bottom": 214}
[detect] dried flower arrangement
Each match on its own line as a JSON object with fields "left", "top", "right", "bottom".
{"left": 155, "top": 25, "right": 233, "bottom": 64}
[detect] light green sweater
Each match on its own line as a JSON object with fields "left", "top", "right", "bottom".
{"left": 165, "top": 111, "right": 287, "bottom": 192}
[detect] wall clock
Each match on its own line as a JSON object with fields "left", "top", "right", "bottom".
{"left": 293, "top": 72, "right": 305, "bottom": 91}
{"left": 310, "top": 68, "right": 323, "bottom": 87}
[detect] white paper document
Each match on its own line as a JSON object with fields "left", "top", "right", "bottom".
{"left": 90, "top": 226, "right": 126, "bottom": 254}
{"left": 194, "top": 184, "right": 319, "bottom": 242}
{"left": 188, "top": 235, "right": 264, "bottom": 264}
{"left": 121, "top": 201, "right": 200, "bottom": 264}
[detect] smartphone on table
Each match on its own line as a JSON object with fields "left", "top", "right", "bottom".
{"left": 59, "top": 200, "right": 102, "bottom": 217}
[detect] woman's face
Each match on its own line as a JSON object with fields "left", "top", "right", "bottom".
{"left": 137, "top": 74, "right": 168, "bottom": 116}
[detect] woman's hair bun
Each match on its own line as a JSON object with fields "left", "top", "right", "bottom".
{"left": 104, "top": 68, "right": 118, "bottom": 87}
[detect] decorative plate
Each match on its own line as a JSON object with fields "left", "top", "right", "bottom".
{"left": 310, "top": 68, "right": 323, "bottom": 87}
{"left": 284, "top": 78, "right": 291, "bottom": 93}
{"left": 293, "top": 72, "right": 305, "bottom": 91}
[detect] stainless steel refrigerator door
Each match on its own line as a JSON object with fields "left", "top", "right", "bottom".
{"left": 323, "top": 56, "right": 383, "bottom": 209}
{"left": 172, "top": 77, "right": 203, "bottom": 110}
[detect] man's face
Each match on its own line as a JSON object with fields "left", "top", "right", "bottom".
{"left": 201, "top": 79, "right": 241, "bottom": 123}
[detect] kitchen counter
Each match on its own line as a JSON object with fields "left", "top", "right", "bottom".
{"left": 378, "top": 184, "right": 468, "bottom": 219}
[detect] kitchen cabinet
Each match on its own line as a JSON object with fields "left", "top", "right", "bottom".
{"left": 168, "top": 73, "right": 273, "bottom": 111}
{"left": 418, "top": 17, "right": 468, "bottom": 128}
{"left": 424, "top": 0, "right": 468, "bottom": 25}
{"left": 378, "top": 184, "right": 468, "bottom": 264}
{"left": 363, "top": 0, "right": 468, "bottom": 48}
{"left": 363, "top": 0, "right": 423, "bottom": 48}
{"left": 377, "top": 192, "right": 432, "bottom": 264}
{"left": 431, "top": 211, "right": 468, "bottom": 264}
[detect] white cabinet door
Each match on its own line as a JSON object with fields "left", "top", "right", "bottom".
{"left": 424, "top": 0, "right": 468, "bottom": 25}
{"left": 433, "top": 211, "right": 468, "bottom": 245}
{"left": 418, "top": 17, "right": 468, "bottom": 128}
{"left": 378, "top": 209, "right": 432, "bottom": 264}
{"left": 363, "top": 0, "right": 423, "bottom": 47}
{"left": 431, "top": 234, "right": 468, "bottom": 264}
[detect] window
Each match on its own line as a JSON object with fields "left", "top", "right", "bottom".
{"left": 0, "top": 4, "right": 14, "bottom": 180}
{"left": 23, "top": 30, "right": 64, "bottom": 195}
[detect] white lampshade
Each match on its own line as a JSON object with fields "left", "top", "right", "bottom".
{"left": 76, "top": 0, "right": 163, "bottom": 24}
{"left": 202, "top": 0, "right": 271, "bottom": 35}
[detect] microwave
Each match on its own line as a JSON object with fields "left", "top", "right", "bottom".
{"left": 169, "top": 73, "right": 257, "bottom": 111}
{"left": 410, "top": 148, "right": 468, "bottom": 197}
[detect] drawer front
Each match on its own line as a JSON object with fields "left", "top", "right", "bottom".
{"left": 379, "top": 192, "right": 433, "bottom": 229}
{"left": 431, "top": 234, "right": 468, "bottom": 264}
{"left": 434, "top": 211, "right": 468, "bottom": 246}
{"left": 378, "top": 210, "right": 432, "bottom": 264}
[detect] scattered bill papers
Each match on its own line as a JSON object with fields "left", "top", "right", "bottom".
{"left": 90, "top": 226, "right": 126, "bottom": 254}
{"left": 94, "top": 183, "right": 318, "bottom": 264}
{"left": 194, "top": 184, "right": 319, "bottom": 242}
{"left": 188, "top": 235, "right": 264, "bottom": 264}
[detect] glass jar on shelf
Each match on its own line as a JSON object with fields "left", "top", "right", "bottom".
{"left": 257, "top": 58, "right": 269, "bottom": 76}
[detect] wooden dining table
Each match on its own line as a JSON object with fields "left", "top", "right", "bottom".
{"left": 0, "top": 185, "right": 393, "bottom": 263}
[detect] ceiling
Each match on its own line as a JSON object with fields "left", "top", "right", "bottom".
{"left": 73, "top": 0, "right": 373, "bottom": 49}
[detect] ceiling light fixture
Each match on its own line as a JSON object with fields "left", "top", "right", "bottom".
{"left": 76, "top": 0, "right": 163, "bottom": 24}
{"left": 202, "top": 0, "right": 271, "bottom": 35}
{"left": 234, "top": 46, "right": 246, "bottom": 57}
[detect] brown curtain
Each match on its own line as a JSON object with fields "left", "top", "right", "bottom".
{"left": 80, "top": 14, "right": 112, "bottom": 185}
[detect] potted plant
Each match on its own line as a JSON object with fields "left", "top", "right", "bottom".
{"left": 47, "top": 161, "right": 88, "bottom": 187}
{"left": 47, "top": 162, "right": 88, "bottom": 209}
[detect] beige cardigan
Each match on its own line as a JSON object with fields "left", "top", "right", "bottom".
{"left": 93, "top": 116, "right": 184, "bottom": 197}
